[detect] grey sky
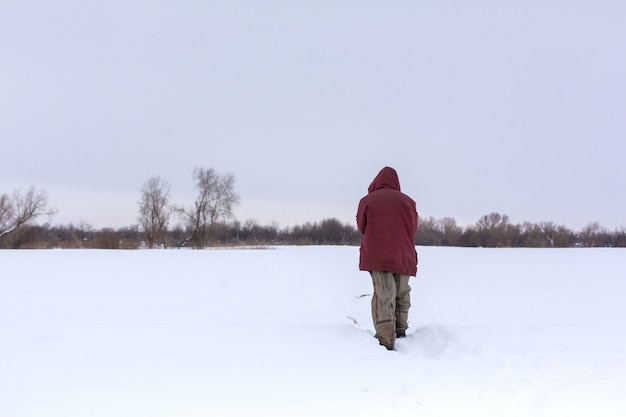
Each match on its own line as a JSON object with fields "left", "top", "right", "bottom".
{"left": 2, "top": 1, "right": 625, "bottom": 230}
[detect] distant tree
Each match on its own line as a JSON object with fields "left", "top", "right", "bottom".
{"left": 314, "top": 218, "right": 358, "bottom": 244}
{"left": 507, "top": 223, "right": 524, "bottom": 247}
{"left": 178, "top": 167, "right": 240, "bottom": 249}
{"left": 459, "top": 225, "right": 480, "bottom": 247}
{"left": 538, "top": 221, "right": 558, "bottom": 247}
{"left": 256, "top": 221, "right": 280, "bottom": 243}
{"left": 48, "top": 223, "right": 79, "bottom": 248}
{"left": 117, "top": 225, "right": 141, "bottom": 249}
{"left": 577, "top": 222, "right": 610, "bottom": 247}
{"left": 519, "top": 222, "right": 545, "bottom": 247}
{"left": 438, "top": 217, "right": 462, "bottom": 246}
{"left": 289, "top": 221, "right": 315, "bottom": 245}
{"left": 138, "top": 176, "right": 171, "bottom": 248}
{"left": 613, "top": 227, "right": 626, "bottom": 247}
{"left": 538, "top": 221, "right": 574, "bottom": 247}
{"left": 169, "top": 224, "right": 189, "bottom": 248}
{"left": 0, "top": 194, "right": 14, "bottom": 241}
{"left": 0, "top": 187, "right": 56, "bottom": 248}
{"left": 94, "top": 228, "right": 120, "bottom": 249}
{"left": 76, "top": 221, "right": 95, "bottom": 248}
{"left": 476, "top": 212, "right": 510, "bottom": 247}
{"left": 238, "top": 219, "right": 258, "bottom": 243}
{"left": 238, "top": 219, "right": 281, "bottom": 244}
{"left": 414, "top": 216, "right": 442, "bottom": 246}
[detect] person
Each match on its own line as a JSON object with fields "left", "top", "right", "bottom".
{"left": 356, "top": 167, "right": 419, "bottom": 350}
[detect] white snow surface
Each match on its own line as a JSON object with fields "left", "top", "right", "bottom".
{"left": 2, "top": 246, "right": 626, "bottom": 417}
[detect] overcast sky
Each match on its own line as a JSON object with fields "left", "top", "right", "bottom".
{"left": 2, "top": 1, "right": 625, "bottom": 230}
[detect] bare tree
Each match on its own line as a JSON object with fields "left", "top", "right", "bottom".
{"left": 414, "top": 216, "right": 441, "bottom": 245}
{"left": 537, "top": 221, "right": 573, "bottom": 248}
{"left": 178, "top": 167, "right": 240, "bottom": 249}
{"left": 0, "top": 187, "right": 56, "bottom": 246}
{"left": 577, "top": 222, "right": 609, "bottom": 247}
{"left": 615, "top": 227, "right": 626, "bottom": 247}
{"left": 438, "top": 217, "right": 462, "bottom": 246}
{"left": 0, "top": 194, "right": 14, "bottom": 236}
{"left": 476, "top": 212, "right": 511, "bottom": 247}
{"left": 138, "top": 176, "right": 171, "bottom": 248}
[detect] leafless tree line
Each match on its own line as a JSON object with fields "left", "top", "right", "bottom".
{"left": 415, "top": 213, "right": 626, "bottom": 248}
{"left": 2, "top": 177, "right": 625, "bottom": 249}
{"left": 1, "top": 167, "right": 240, "bottom": 249}
{"left": 3, "top": 211, "right": 625, "bottom": 249}
{"left": 0, "top": 217, "right": 361, "bottom": 249}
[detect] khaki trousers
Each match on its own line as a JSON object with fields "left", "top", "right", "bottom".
{"left": 370, "top": 271, "right": 411, "bottom": 348}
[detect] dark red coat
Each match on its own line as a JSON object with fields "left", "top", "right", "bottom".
{"left": 356, "top": 167, "right": 418, "bottom": 276}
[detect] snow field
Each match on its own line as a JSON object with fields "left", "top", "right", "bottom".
{"left": 1, "top": 246, "right": 625, "bottom": 416}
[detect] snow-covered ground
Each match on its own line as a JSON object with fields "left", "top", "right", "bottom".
{"left": 2, "top": 246, "right": 626, "bottom": 417}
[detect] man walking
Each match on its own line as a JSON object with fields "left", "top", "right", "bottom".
{"left": 356, "top": 167, "right": 419, "bottom": 350}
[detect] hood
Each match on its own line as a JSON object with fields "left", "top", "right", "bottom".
{"left": 368, "top": 167, "right": 401, "bottom": 193}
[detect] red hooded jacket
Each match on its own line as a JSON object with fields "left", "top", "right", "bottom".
{"left": 356, "top": 167, "right": 418, "bottom": 276}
